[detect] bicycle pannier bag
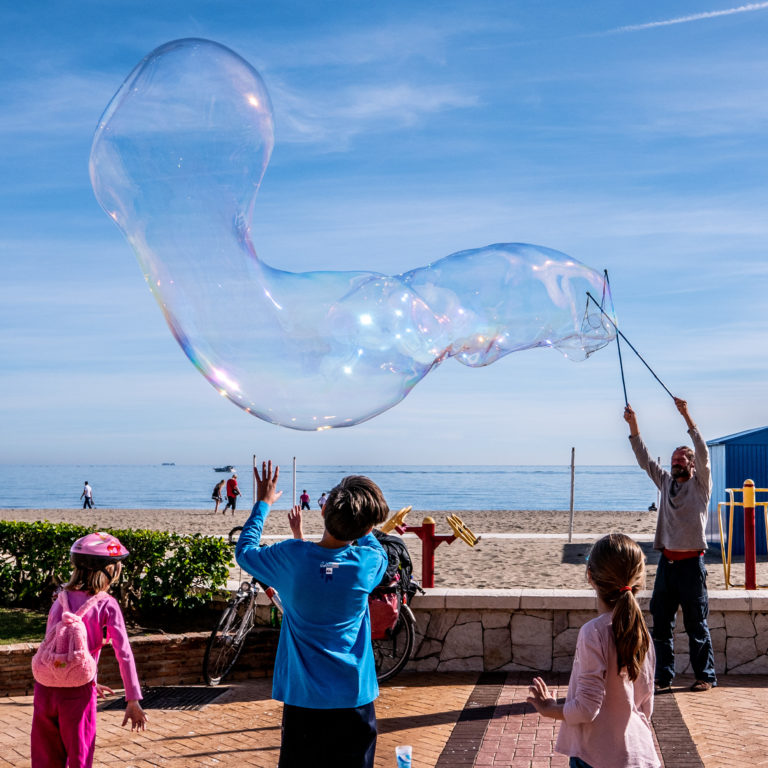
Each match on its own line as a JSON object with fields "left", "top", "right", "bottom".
{"left": 369, "top": 586, "right": 399, "bottom": 639}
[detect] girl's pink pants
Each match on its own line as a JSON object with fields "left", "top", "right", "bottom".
{"left": 31, "top": 682, "right": 97, "bottom": 768}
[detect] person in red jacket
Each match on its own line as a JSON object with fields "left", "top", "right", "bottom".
{"left": 222, "top": 473, "right": 241, "bottom": 515}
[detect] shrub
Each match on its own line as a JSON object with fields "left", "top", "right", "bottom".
{"left": 0, "top": 521, "right": 232, "bottom": 623}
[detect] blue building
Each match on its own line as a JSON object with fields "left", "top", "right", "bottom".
{"left": 706, "top": 426, "right": 768, "bottom": 556}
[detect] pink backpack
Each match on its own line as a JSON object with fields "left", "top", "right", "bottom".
{"left": 31, "top": 591, "right": 106, "bottom": 687}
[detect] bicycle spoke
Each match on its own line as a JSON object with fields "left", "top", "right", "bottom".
{"left": 203, "top": 595, "right": 255, "bottom": 685}
{"left": 373, "top": 604, "right": 415, "bottom": 683}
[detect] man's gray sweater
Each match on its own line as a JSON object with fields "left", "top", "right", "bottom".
{"left": 629, "top": 427, "right": 711, "bottom": 551}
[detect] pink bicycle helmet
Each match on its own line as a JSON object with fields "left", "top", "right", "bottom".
{"left": 70, "top": 532, "right": 129, "bottom": 563}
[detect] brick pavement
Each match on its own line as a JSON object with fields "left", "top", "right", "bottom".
{"left": 0, "top": 673, "right": 764, "bottom": 767}
{"left": 673, "top": 674, "right": 768, "bottom": 768}
{"left": 475, "top": 674, "right": 570, "bottom": 768}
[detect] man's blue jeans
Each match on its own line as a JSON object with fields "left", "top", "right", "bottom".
{"left": 650, "top": 555, "right": 717, "bottom": 686}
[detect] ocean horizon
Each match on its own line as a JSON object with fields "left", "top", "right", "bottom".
{"left": 0, "top": 464, "right": 660, "bottom": 512}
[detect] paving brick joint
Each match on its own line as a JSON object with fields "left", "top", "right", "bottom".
{"left": 1, "top": 673, "right": 764, "bottom": 767}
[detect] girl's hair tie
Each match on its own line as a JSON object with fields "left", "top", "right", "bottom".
{"left": 619, "top": 586, "right": 632, "bottom": 592}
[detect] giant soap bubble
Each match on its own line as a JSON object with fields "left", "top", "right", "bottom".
{"left": 90, "top": 38, "right": 615, "bottom": 430}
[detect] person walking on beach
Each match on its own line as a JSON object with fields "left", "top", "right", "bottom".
{"left": 299, "top": 490, "right": 310, "bottom": 510}
{"left": 624, "top": 398, "right": 717, "bottom": 693}
{"left": 222, "top": 473, "right": 241, "bottom": 515}
{"left": 31, "top": 532, "right": 146, "bottom": 767}
{"left": 318, "top": 491, "right": 327, "bottom": 509}
{"left": 80, "top": 481, "right": 94, "bottom": 510}
{"left": 236, "top": 461, "right": 388, "bottom": 768}
{"left": 527, "top": 533, "right": 659, "bottom": 768}
{"left": 211, "top": 479, "right": 225, "bottom": 514}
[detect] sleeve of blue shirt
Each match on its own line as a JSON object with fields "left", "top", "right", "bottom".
{"left": 235, "top": 500, "right": 287, "bottom": 589}
{"left": 355, "top": 531, "right": 388, "bottom": 589}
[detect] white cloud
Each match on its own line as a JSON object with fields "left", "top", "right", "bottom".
{"left": 0, "top": 70, "right": 121, "bottom": 138}
{"left": 231, "top": 15, "right": 517, "bottom": 71}
{"left": 269, "top": 79, "right": 479, "bottom": 148}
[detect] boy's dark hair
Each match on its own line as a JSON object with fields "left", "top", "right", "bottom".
{"left": 323, "top": 475, "right": 389, "bottom": 541}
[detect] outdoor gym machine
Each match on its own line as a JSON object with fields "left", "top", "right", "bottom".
{"left": 717, "top": 479, "right": 768, "bottom": 590}
{"left": 381, "top": 506, "right": 480, "bottom": 588}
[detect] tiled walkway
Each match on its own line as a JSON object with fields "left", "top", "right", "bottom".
{"left": 2, "top": 673, "right": 764, "bottom": 767}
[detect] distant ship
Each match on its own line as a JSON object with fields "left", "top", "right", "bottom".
{"left": 161, "top": 462, "right": 176, "bottom": 466}
{"left": 214, "top": 465, "right": 235, "bottom": 473}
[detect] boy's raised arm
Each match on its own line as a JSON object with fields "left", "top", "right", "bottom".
{"left": 235, "top": 461, "right": 285, "bottom": 585}
{"left": 288, "top": 505, "right": 305, "bottom": 540}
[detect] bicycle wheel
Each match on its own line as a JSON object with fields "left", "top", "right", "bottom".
{"left": 373, "top": 603, "right": 415, "bottom": 683}
{"left": 203, "top": 593, "right": 255, "bottom": 685}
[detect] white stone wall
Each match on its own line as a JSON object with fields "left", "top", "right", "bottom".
{"left": 407, "top": 589, "right": 768, "bottom": 674}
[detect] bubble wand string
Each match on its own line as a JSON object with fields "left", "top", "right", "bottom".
{"left": 602, "top": 270, "right": 628, "bottom": 407}
{"left": 585, "top": 291, "right": 675, "bottom": 400}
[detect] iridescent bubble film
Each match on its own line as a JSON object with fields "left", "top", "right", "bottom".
{"left": 90, "top": 38, "right": 615, "bottom": 430}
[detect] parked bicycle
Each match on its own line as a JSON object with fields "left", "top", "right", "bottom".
{"left": 202, "top": 526, "right": 422, "bottom": 686}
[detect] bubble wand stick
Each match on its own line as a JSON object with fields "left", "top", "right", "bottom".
{"left": 585, "top": 291, "right": 675, "bottom": 400}
{"left": 601, "top": 270, "right": 628, "bottom": 407}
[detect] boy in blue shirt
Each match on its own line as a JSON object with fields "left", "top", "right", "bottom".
{"left": 236, "top": 460, "right": 389, "bottom": 768}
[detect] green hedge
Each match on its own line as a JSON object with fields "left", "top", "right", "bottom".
{"left": 0, "top": 521, "right": 232, "bottom": 622}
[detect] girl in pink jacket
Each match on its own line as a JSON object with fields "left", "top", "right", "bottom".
{"left": 527, "top": 533, "right": 660, "bottom": 768}
{"left": 31, "top": 533, "right": 146, "bottom": 768}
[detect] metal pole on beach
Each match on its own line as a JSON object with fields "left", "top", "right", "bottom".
{"left": 252, "top": 455, "right": 257, "bottom": 505}
{"left": 568, "top": 447, "right": 575, "bottom": 543}
{"left": 292, "top": 457, "right": 297, "bottom": 509}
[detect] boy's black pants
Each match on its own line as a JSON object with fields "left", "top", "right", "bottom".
{"left": 278, "top": 701, "right": 377, "bottom": 768}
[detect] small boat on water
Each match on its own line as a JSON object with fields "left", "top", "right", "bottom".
{"left": 214, "top": 465, "right": 235, "bottom": 473}
{"left": 161, "top": 462, "right": 175, "bottom": 466}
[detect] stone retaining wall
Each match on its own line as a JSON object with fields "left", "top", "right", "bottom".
{"left": 403, "top": 588, "right": 768, "bottom": 675}
{"left": 3, "top": 589, "right": 765, "bottom": 695}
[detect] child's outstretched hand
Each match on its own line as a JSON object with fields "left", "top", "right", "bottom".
{"left": 95, "top": 683, "right": 115, "bottom": 698}
{"left": 526, "top": 676, "right": 564, "bottom": 720}
{"left": 123, "top": 700, "right": 148, "bottom": 732}
{"left": 255, "top": 460, "right": 283, "bottom": 505}
{"left": 288, "top": 505, "right": 304, "bottom": 540}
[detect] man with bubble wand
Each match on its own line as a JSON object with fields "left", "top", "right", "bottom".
{"left": 587, "top": 291, "right": 717, "bottom": 693}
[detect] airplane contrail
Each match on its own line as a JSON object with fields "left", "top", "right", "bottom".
{"left": 610, "top": 2, "right": 768, "bottom": 33}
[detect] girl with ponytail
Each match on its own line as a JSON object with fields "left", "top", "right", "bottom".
{"left": 527, "top": 533, "right": 660, "bottom": 768}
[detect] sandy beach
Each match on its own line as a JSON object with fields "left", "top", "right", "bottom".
{"left": 1, "top": 507, "right": 759, "bottom": 590}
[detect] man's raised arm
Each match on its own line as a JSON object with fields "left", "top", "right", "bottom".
{"left": 675, "top": 397, "right": 710, "bottom": 490}
{"left": 625, "top": 404, "right": 665, "bottom": 489}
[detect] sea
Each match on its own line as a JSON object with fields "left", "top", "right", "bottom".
{"left": 0, "top": 464, "right": 660, "bottom": 512}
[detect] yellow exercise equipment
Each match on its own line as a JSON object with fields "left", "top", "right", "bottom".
{"left": 380, "top": 506, "right": 412, "bottom": 534}
{"left": 446, "top": 514, "right": 480, "bottom": 547}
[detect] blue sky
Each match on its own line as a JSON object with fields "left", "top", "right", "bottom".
{"left": 2, "top": 1, "right": 767, "bottom": 466}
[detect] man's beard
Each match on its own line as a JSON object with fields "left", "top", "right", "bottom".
{"left": 671, "top": 466, "right": 692, "bottom": 481}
